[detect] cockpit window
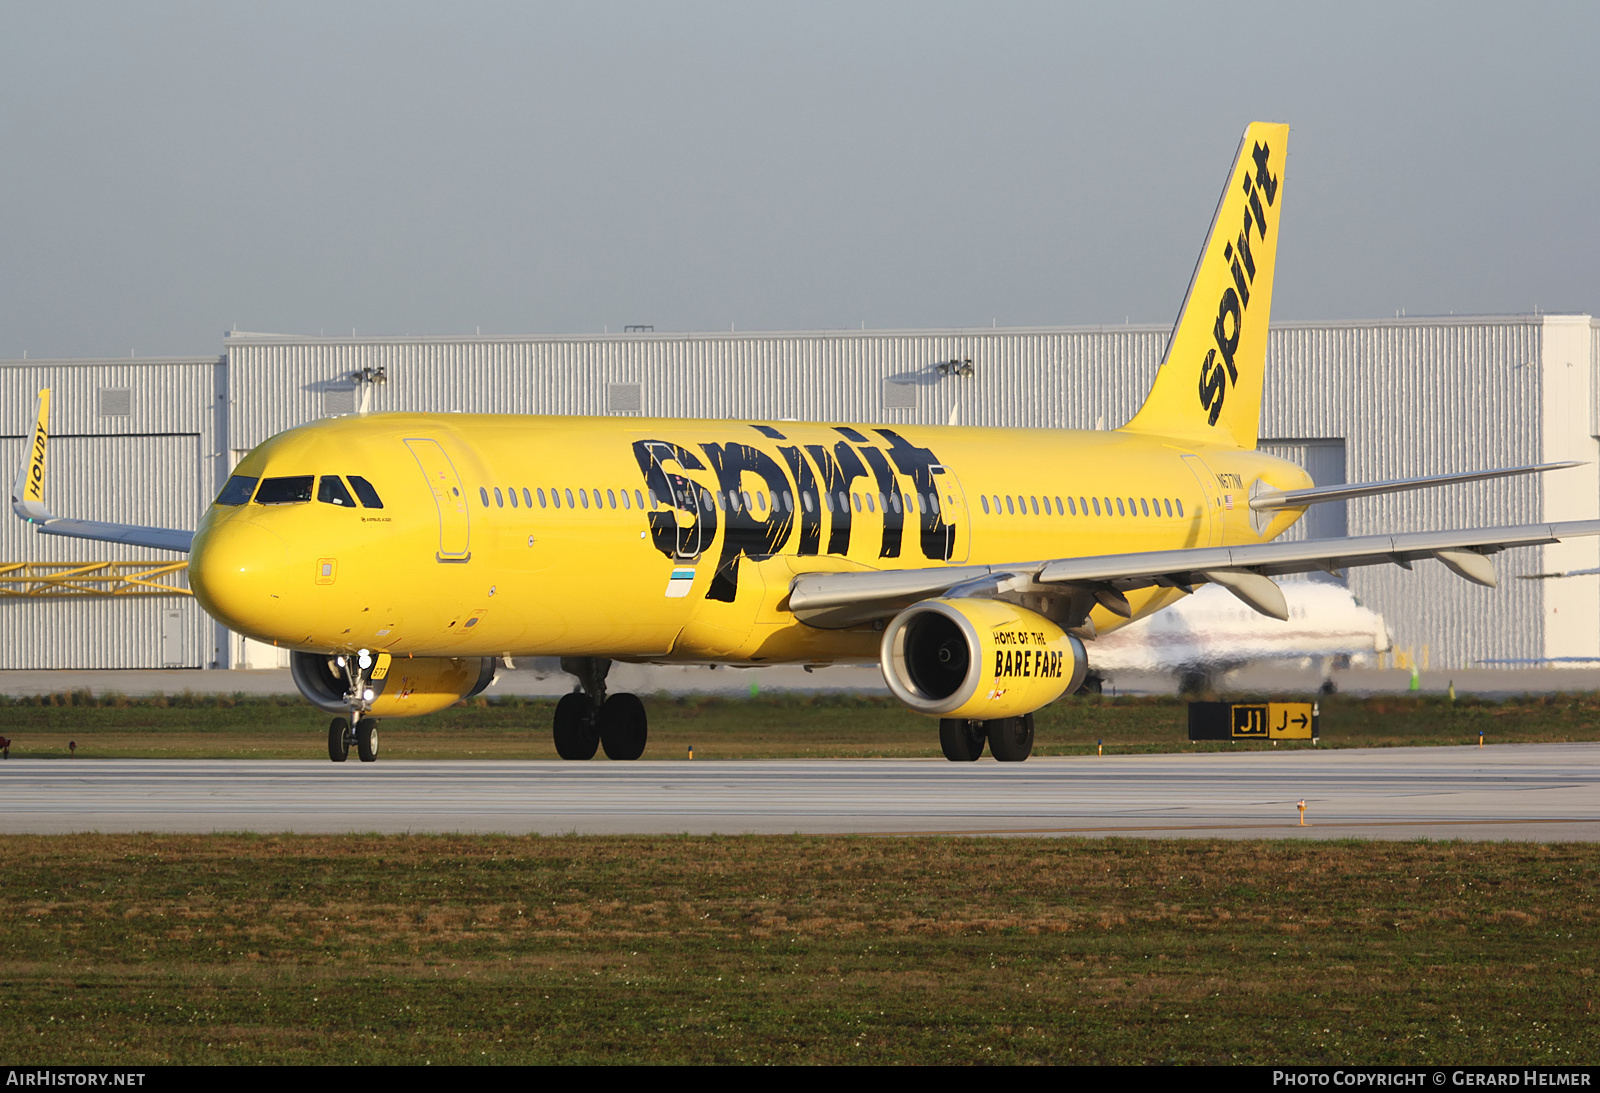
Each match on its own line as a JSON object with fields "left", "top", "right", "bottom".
{"left": 216, "top": 475, "right": 258, "bottom": 506}
{"left": 348, "top": 476, "right": 384, "bottom": 509}
{"left": 255, "top": 475, "right": 314, "bottom": 504}
{"left": 317, "top": 476, "right": 357, "bottom": 507}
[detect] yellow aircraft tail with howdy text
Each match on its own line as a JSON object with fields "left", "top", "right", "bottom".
{"left": 1121, "top": 122, "right": 1287, "bottom": 450}
{"left": 10, "top": 388, "right": 50, "bottom": 522}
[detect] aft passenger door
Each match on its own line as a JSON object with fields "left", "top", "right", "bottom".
{"left": 931, "top": 464, "right": 971, "bottom": 563}
{"left": 1181, "top": 453, "right": 1222, "bottom": 548}
{"left": 405, "top": 437, "right": 472, "bottom": 561}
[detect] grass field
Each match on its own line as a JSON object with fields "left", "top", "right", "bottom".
{"left": 0, "top": 835, "right": 1594, "bottom": 1065}
{"left": 2, "top": 690, "right": 1599, "bottom": 760}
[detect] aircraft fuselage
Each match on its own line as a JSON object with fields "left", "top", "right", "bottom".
{"left": 188, "top": 412, "right": 1312, "bottom": 664}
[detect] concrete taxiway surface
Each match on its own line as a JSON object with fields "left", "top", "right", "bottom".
{"left": 6, "top": 664, "right": 1600, "bottom": 700}
{"left": 2, "top": 743, "right": 1597, "bottom": 839}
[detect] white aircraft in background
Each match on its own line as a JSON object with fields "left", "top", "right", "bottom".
{"left": 1086, "top": 578, "right": 1390, "bottom": 694}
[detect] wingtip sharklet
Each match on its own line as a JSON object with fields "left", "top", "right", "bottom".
{"left": 11, "top": 388, "right": 52, "bottom": 523}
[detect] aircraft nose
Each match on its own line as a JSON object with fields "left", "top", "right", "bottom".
{"left": 189, "top": 517, "right": 293, "bottom": 640}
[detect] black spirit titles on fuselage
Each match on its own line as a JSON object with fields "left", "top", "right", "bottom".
{"left": 632, "top": 426, "right": 955, "bottom": 601}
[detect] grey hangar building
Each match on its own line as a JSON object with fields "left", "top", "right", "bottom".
{"left": 3, "top": 313, "right": 1597, "bottom": 676}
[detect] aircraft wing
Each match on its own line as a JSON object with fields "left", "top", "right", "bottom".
{"left": 787, "top": 519, "right": 1600, "bottom": 628}
{"left": 16, "top": 515, "right": 194, "bottom": 553}
{"left": 10, "top": 389, "right": 195, "bottom": 554}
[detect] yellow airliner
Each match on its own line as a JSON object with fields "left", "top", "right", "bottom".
{"left": 13, "top": 123, "right": 1596, "bottom": 763}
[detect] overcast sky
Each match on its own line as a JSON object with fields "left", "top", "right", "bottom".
{"left": 1, "top": 1, "right": 1596, "bottom": 358}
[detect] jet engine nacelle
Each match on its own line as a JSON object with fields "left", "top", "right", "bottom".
{"left": 880, "top": 598, "right": 1087, "bottom": 720}
{"left": 290, "top": 651, "right": 497, "bottom": 719}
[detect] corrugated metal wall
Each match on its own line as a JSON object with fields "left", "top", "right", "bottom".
{"left": 225, "top": 326, "right": 1174, "bottom": 445}
{"left": 0, "top": 358, "right": 226, "bottom": 668}
{"left": 1262, "top": 320, "right": 1547, "bottom": 669}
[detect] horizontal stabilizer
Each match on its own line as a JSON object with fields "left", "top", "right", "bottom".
{"left": 1250, "top": 461, "right": 1582, "bottom": 511}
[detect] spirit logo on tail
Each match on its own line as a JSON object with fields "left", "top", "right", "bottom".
{"left": 1199, "top": 140, "right": 1279, "bottom": 426}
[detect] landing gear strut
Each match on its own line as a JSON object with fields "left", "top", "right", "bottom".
{"left": 314, "top": 650, "right": 385, "bottom": 764}
{"left": 554, "top": 657, "right": 649, "bottom": 760}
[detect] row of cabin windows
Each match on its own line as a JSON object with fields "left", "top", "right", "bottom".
{"left": 216, "top": 474, "right": 385, "bottom": 509}
{"left": 482, "top": 485, "right": 952, "bottom": 517}
{"left": 218, "top": 473, "right": 1181, "bottom": 526}
{"left": 980, "top": 493, "right": 1185, "bottom": 519}
{"left": 483, "top": 486, "right": 649, "bottom": 512}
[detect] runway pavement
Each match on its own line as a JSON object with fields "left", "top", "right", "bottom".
{"left": 6, "top": 663, "right": 1600, "bottom": 699}
{"left": 3, "top": 743, "right": 1598, "bottom": 839}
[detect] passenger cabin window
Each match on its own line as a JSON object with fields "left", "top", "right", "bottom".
{"left": 256, "top": 476, "right": 314, "bottom": 505}
{"left": 348, "top": 476, "right": 383, "bottom": 509}
{"left": 216, "top": 475, "right": 258, "bottom": 506}
{"left": 317, "top": 476, "right": 357, "bottom": 507}
{"left": 479, "top": 487, "right": 490, "bottom": 507}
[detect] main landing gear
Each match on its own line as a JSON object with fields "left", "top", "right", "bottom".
{"left": 328, "top": 715, "right": 380, "bottom": 763}
{"left": 938, "top": 713, "right": 1034, "bottom": 762}
{"left": 552, "top": 656, "right": 648, "bottom": 761}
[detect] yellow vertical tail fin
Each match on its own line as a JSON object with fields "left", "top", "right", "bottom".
{"left": 1121, "top": 122, "right": 1287, "bottom": 449}
{"left": 11, "top": 388, "right": 51, "bottom": 522}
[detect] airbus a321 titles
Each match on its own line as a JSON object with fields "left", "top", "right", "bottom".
{"left": 12, "top": 123, "right": 1594, "bottom": 763}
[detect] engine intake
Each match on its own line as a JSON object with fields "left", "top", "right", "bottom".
{"left": 880, "top": 598, "right": 1087, "bottom": 720}
{"left": 291, "top": 651, "right": 496, "bottom": 718}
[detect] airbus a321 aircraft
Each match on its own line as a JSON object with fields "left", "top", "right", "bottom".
{"left": 13, "top": 122, "right": 1598, "bottom": 763}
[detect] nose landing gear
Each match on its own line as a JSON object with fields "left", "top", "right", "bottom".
{"left": 554, "top": 657, "right": 649, "bottom": 760}
{"left": 322, "top": 649, "right": 383, "bottom": 763}
{"left": 328, "top": 715, "right": 380, "bottom": 763}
